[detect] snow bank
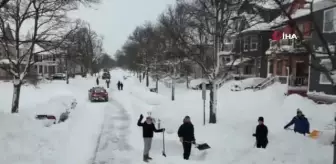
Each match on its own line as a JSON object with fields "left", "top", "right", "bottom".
{"left": 231, "top": 77, "right": 265, "bottom": 90}
{"left": 0, "top": 77, "right": 105, "bottom": 164}
{"left": 123, "top": 71, "right": 336, "bottom": 164}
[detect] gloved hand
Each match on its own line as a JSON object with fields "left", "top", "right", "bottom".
{"left": 140, "top": 114, "right": 143, "bottom": 119}
{"left": 162, "top": 128, "right": 165, "bottom": 132}
{"left": 192, "top": 140, "right": 196, "bottom": 144}
{"left": 284, "top": 126, "right": 287, "bottom": 129}
{"left": 179, "top": 137, "right": 183, "bottom": 143}
{"left": 252, "top": 133, "right": 256, "bottom": 137}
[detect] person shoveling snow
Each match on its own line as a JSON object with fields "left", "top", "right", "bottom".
{"left": 284, "top": 108, "right": 310, "bottom": 135}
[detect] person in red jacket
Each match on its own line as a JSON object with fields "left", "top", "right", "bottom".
{"left": 137, "top": 114, "right": 164, "bottom": 162}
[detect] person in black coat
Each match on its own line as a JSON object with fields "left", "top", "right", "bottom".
{"left": 178, "top": 116, "right": 195, "bottom": 160}
{"left": 117, "top": 81, "right": 121, "bottom": 90}
{"left": 253, "top": 116, "right": 268, "bottom": 148}
{"left": 96, "top": 77, "right": 99, "bottom": 85}
{"left": 137, "top": 114, "right": 164, "bottom": 162}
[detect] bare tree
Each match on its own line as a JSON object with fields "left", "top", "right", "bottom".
{"left": 0, "top": 0, "right": 98, "bottom": 113}
{"left": 128, "top": 23, "right": 158, "bottom": 87}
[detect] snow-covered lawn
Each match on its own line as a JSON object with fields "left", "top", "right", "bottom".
{"left": 0, "top": 77, "right": 106, "bottom": 164}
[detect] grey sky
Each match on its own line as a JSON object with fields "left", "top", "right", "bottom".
{"left": 70, "top": 0, "right": 176, "bottom": 57}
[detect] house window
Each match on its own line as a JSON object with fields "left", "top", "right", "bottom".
{"left": 250, "top": 36, "right": 258, "bottom": 51}
{"left": 243, "top": 37, "right": 249, "bottom": 51}
{"left": 38, "top": 65, "right": 42, "bottom": 74}
{"left": 323, "top": 7, "right": 336, "bottom": 33}
{"left": 319, "top": 58, "right": 333, "bottom": 84}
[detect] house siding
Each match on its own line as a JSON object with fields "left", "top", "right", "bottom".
{"left": 309, "top": 6, "right": 336, "bottom": 95}
{"left": 232, "top": 31, "right": 272, "bottom": 77}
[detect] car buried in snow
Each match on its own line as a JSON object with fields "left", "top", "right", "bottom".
{"left": 88, "top": 86, "right": 109, "bottom": 102}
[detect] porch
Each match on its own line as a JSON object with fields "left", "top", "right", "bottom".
{"left": 266, "top": 40, "right": 310, "bottom": 96}
{"left": 34, "top": 62, "right": 59, "bottom": 78}
{"left": 225, "top": 57, "right": 261, "bottom": 78}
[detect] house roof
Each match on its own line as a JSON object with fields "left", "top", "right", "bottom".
{"left": 270, "top": 0, "right": 336, "bottom": 28}
{"left": 251, "top": 0, "right": 294, "bottom": 9}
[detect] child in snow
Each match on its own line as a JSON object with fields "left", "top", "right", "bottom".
{"left": 178, "top": 116, "right": 196, "bottom": 160}
{"left": 253, "top": 116, "right": 268, "bottom": 148}
{"left": 284, "top": 108, "right": 310, "bottom": 135}
{"left": 137, "top": 114, "right": 165, "bottom": 162}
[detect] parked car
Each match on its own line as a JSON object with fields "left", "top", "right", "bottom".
{"left": 102, "top": 72, "right": 110, "bottom": 80}
{"left": 88, "top": 86, "right": 109, "bottom": 102}
{"left": 51, "top": 73, "right": 66, "bottom": 80}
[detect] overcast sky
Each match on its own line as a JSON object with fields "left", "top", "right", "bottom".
{"left": 70, "top": 0, "right": 176, "bottom": 57}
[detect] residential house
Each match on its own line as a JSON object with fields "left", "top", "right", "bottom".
{"left": 219, "top": 0, "right": 289, "bottom": 78}
{"left": 307, "top": 0, "right": 336, "bottom": 103}
{"left": 265, "top": 0, "right": 312, "bottom": 96}
{"left": 33, "top": 44, "right": 59, "bottom": 77}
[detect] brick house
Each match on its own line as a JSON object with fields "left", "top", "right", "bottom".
{"left": 265, "top": 0, "right": 312, "bottom": 96}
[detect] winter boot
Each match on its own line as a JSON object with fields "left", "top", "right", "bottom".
{"left": 147, "top": 154, "right": 152, "bottom": 160}
{"left": 143, "top": 155, "right": 149, "bottom": 162}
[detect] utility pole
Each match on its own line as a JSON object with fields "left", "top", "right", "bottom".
{"left": 333, "top": 112, "right": 336, "bottom": 164}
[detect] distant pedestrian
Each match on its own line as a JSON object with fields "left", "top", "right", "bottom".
{"left": 137, "top": 114, "right": 165, "bottom": 162}
{"left": 117, "top": 81, "right": 121, "bottom": 90}
{"left": 178, "top": 116, "right": 195, "bottom": 160}
{"left": 106, "top": 79, "right": 110, "bottom": 88}
{"left": 253, "top": 116, "right": 268, "bottom": 149}
{"left": 96, "top": 77, "right": 99, "bottom": 85}
{"left": 284, "top": 108, "right": 310, "bottom": 135}
{"left": 120, "top": 82, "right": 123, "bottom": 90}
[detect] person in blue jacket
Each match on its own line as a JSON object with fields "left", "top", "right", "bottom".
{"left": 284, "top": 109, "right": 310, "bottom": 135}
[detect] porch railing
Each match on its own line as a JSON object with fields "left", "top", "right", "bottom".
{"left": 289, "top": 76, "right": 308, "bottom": 86}
{"left": 254, "top": 76, "right": 277, "bottom": 91}
{"left": 276, "top": 76, "right": 287, "bottom": 84}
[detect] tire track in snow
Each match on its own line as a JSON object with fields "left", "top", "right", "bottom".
{"left": 91, "top": 100, "right": 133, "bottom": 164}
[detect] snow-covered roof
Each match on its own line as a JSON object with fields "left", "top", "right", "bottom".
{"left": 252, "top": 0, "right": 294, "bottom": 9}
{"left": 33, "top": 44, "right": 49, "bottom": 55}
{"left": 0, "top": 59, "right": 32, "bottom": 65}
{"left": 226, "top": 58, "right": 250, "bottom": 66}
{"left": 218, "top": 50, "right": 232, "bottom": 56}
{"left": 241, "top": 22, "right": 271, "bottom": 32}
{"left": 270, "top": 0, "right": 336, "bottom": 28}
{"left": 270, "top": 9, "right": 310, "bottom": 27}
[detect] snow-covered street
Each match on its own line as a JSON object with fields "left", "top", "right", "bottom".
{"left": 1, "top": 69, "right": 336, "bottom": 164}
{"left": 92, "top": 98, "right": 132, "bottom": 164}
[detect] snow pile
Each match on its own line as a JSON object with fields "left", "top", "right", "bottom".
{"left": 231, "top": 77, "right": 265, "bottom": 90}
{"left": 189, "top": 78, "right": 208, "bottom": 87}
{"left": 120, "top": 71, "right": 336, "bottom": 164}
{"left": 0, "top": 77, "right": 105, "bottom": 164}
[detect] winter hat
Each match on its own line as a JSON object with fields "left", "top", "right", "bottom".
{"left": 146, "top": 116, "right": 152, "bottom": 120}
{"left": 258, "top": 116, "right": 264, "bottom": 122}
{"left": 297, "top": 108, "right": 302, "bottom": 114}
{"left": 183, "top": 116, "right": 191, "bottom": 122}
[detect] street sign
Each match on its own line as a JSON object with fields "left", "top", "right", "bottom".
{"left": 202, "top": 82, "right": 206, "bottom": 100}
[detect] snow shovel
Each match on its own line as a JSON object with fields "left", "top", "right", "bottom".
{"left": 308, "top": 130, "right": 321, "bottom": 139}
{"left": 195, "top": 143, "right": 210, "bottom": 150}
{"left": 162, "top": 131, "right": 166, "bottom": 157}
